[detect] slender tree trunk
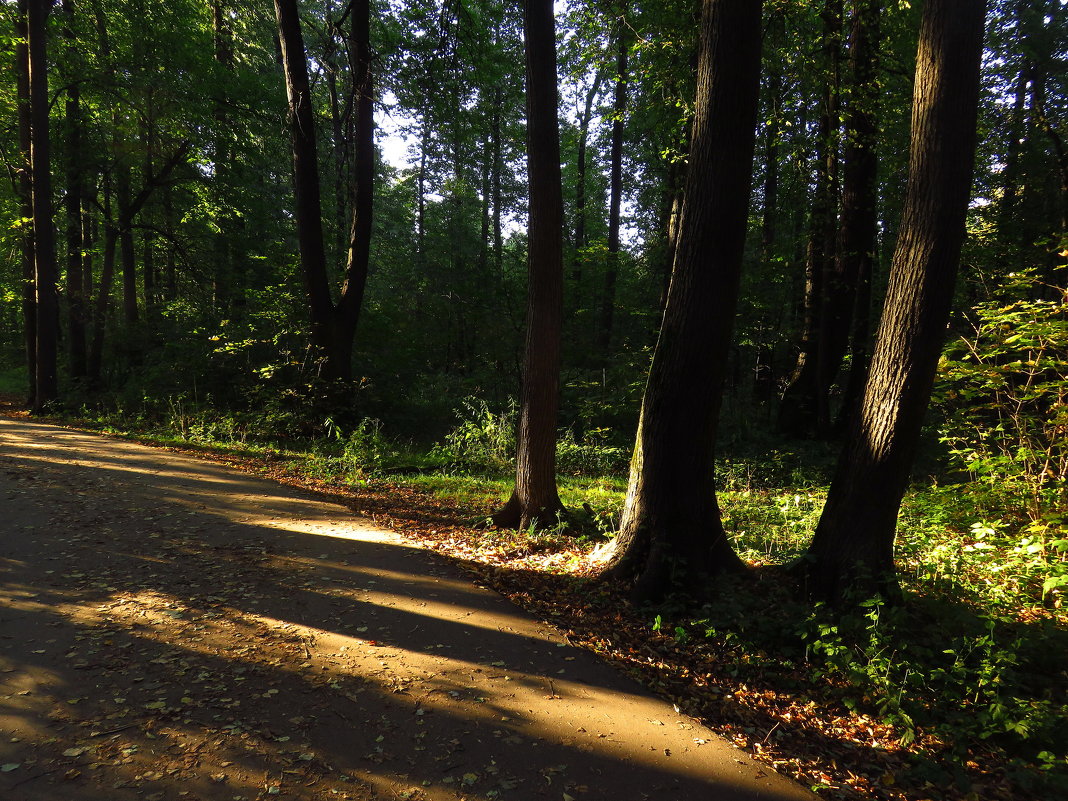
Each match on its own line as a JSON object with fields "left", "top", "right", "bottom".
{"left": 331, "top": 0, "right": 374, "bottom": 378}
{"left": 211, "top": 0, "right": 235, "bottom": 309}
{"left": 572, "top": 71, "right": 603, "bottom": 287}
{"left": 116, "top": 166, "right": 138, "bottom": 324}
{"left": 761, "top": 16, "right": 783, "bottom": 262}
{"left": 599, "top": 19, "right": 629, "bottom": 359}
{"left": 479, "top": 131, "right": 491, "bottom": 275}
{"left": 816, "top": 0, "right": 881, "bottom": 436}
{"left": 998, "top": 57, "right": 1030, "bottom": 241}
{"left": 16, "top": 1, "right": 37, "bottom": 407}
{"left": 658, "top": 149, "right": 686, "bottom": 315}
{"left": 416, "top": 122, "right": 428, "bottom": 264}
{"left": 801, "top": 0, "right": 986, "bottom": 604}
{"left": 81, "top": 208, "right": 94, "bottom": 329}
{"left": 493, "top": 0, "right": 566, "bottom": 530}
{"left": 29, "top": 0, "right": 59, "bottom": 409}
{"left": 88, "top": 210, "right": 117, "bottom": 384}
{"left": 490, "top": 98, "right": 504, "bottom": 275}
{"left": 598, "top": 0, "right": 763, "bottom": 602}
{"left": 62, "top": 0, "right": 87, "bottom": 378}
{"left": 275, "top": 0, "right": 335, "bottom": 371}
{"left": 777, "top": 0, "right": 843, "bottom": 437}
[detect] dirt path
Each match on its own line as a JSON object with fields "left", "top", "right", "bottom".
{"left": 0, "top": 416, "right": 815, "bottom": 801}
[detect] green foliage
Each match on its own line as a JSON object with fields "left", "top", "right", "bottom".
{"left": 430, "top": 397, "right": 517, "bottom": 475}
{"left": 555, "top": 427, "right": 629, "bottom": 476}
{"left": 935, "top": 272, "right": 1068, "bottom": 517}
{"left": 931, "top": 270, "right": 1068, "bottom": 607}
{"left": 796, "top": 598, "right": 1068, "bottom": 770}
{"left": 654, "top": 583, "right": 1067, "bottom": 794}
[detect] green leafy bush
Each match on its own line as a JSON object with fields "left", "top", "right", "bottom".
{"left": 936, "top": 272, "right": 1068, "bottom": 516}
{"left": 934, "top": 271, "right": 1068, "bottom": 606}
{"left": 432, "top": 397, "right": 517, "bottom": 474}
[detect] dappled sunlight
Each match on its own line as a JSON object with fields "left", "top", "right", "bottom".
{"left": 1, "top": 415, "right": 815, "bottom": 800}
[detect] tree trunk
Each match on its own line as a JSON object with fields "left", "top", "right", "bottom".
{"left": 598, "top": 19, "right": 629, "bottom": 360}
{"left": 16, "top": 1, "right": 37, "bottom": 407}
{"left": 761, "top": 58, "right": 781, "bottom": 261}
{"left": 117, "top": 166, "right": 138, "bottom": 324}
{"left": 88, "top": 218, "right": 118, "bottom": 384}
{"left": 572, "top": 71, "right": 603, "bottom": 287}
{"left": 801, "top": 0, "right": 986, "bottom": 605}
{"left": 816, "top": 0, "right": 880, "bottom": 437}
{"left": 274, "top": 0, "right": 335, "bottom": 372}
{"left": 598, "top": 0, "right": 763, "bottom": 602}
{"left": 493, "top": 0, "right": 565, "bottom": 530}
{"left": 163, "top": 185, "right": 176, "bottom": 299}
{"left": 63, "top": 0, "right": 87, "bottom": 379}
{"left": 777, "top": 0, "right": 843, "bottom": 438}
{"left": 658, "top": 147, "right": 686, "bottom": 315}
{"left": 211, "top": 0, "right": 235, "bottom": 309}
{"left": 490, "top": 98, "right": 504, "bottom": 275}
{"left": 331, "top": 0, "right": 374, "bottom": 379}
{"left": 28, "top": 0, "right": 59, "bottom": 410}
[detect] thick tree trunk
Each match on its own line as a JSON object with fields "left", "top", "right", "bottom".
{"left": 598, "top": 20, "right": 629, "bottom": 360}
{"left": 28, "top": 0, "right": 59, "bottom": 410}
{"left": 493, "top": 0, "right": 565, "bottom": 530}
{"left": 801, "top": 0, "right": 986, "bottom": 604}
{"left": 598, "top": 0, "right": 763, "bottom": 602}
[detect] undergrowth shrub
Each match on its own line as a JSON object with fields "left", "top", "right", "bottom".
{"left": 431, "top": 397, "right": 516, "bottom": 474}
{"left": 663, "top": 588, "right": 1068, "bottom": 795}
{"left": 934, "top": 270, "right": 1068, "bottom": 606}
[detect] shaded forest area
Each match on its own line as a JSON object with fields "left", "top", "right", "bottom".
{"left": 1, "top": 0, "right": 1067, "bottom": 798}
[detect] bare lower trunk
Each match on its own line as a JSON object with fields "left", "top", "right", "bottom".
{"left": 802, "top": 0, "right": 986, "bottom": 604}
{"left": 493, "top": 0, "right": 565, "bottom": 530}
{"left": 599, "top": 0, "right": 763, "bottom": 602}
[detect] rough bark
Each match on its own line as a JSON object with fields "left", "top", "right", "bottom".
{"left": 28, "top": 0, "right": 59, "bottom": 410}
{"left": 801, "top": 0, "right": 986, "bottom": 604}
{"left": 598, "top": 0, "right": 763, "bottom": 602}
{"left": 492, "top": 0, "right": 565, "bottom": 530}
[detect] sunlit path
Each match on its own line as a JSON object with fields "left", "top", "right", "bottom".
{"left": 1, "top": 416, "right": 815, "bottom": 801}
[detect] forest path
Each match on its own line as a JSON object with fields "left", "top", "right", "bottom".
{"left": 0, "top": 415, "right": 815, "bottom": 801}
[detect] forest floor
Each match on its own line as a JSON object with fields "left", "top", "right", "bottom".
{"left": 0, "top": 411, "right": 816, "bottom": 801}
